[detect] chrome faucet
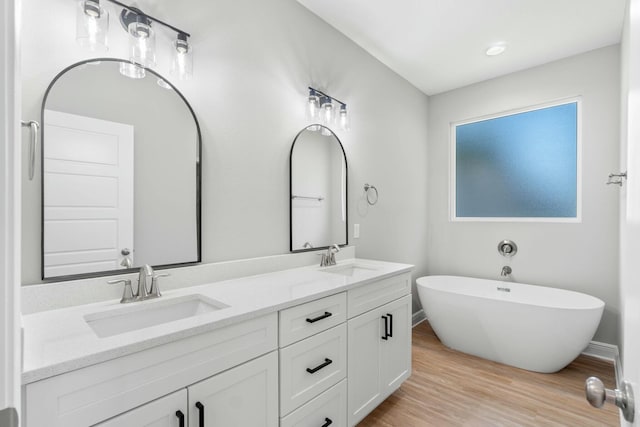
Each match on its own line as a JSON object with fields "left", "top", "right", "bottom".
{"left": 108, "top": 264, "right": 170, "bottom": 303}
{"left": 500, "top": 265, "right": 512, "bottom": 278}
{"left": 107, "top": 278, "right": 136, "bottom": 303}
{"left": 318, "top": 244, "right": 341, "bottom": 267}
{"left": 319, "top": 244, "right": 341, "bottom": 267}
{"left": 328, "top": 244, "right": 340, "bottom": 265}
{"left": 137, "top": 264, "right": 154, "bottom": 300}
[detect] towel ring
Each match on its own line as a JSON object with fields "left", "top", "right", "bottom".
{"left": 364, "top": 183, "right": 378, "bottom": 205}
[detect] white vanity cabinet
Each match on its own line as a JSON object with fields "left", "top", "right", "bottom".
{"left": 277, "top": 271, "right": 412, "bottom": 427}
{"left": 22, "top": 264, "right": 414, "bottom": 427}
{"left": 23, "top": 313, "right": 278, "bottom": 427}
{"left": 95, "top": 351, "right": 278, "bottom": 427}
{"left": 347, "top": 274, "right": 412, "bottom": 426}
{"left": 278, "top": 292, "right": 348, "bottom": 426}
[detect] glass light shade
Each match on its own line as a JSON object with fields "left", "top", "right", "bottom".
{"left": 321, "top": 97, "right": 334, "bottom": 126}
{"left": 128, "top": 20, "right": 156, "bottom": 67}
{"left": 338, "top": 105, "right": 350, "bottom": 131}
{"left": 76, "top": 0, "right": 109, "bottom": 51}
{"left": 306, "top": 91, "right": 320, "bottom": 122}
{"left": 119, "top": 61, "right": 146, "bottom": 79}
{"left": 170, "top": 36, "right": 193, "bottom": 80}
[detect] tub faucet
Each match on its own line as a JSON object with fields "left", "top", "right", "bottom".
{"left": 500, "top": 265, "right": 512, "bottom": 279}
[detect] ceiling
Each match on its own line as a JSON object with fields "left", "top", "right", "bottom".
{"left": 296, "top": 0, "right": 627, "bottom": 95}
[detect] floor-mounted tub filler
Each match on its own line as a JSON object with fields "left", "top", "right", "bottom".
{"left": 416, "top": 275, "right": 604, "bottom": 373}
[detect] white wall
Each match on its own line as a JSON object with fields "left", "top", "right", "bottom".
{"left": 1, "top": 0, "right": 21, "bottom": 421}
{"left": 427, "top": 46, "right": 621, "bottom": 344}
{"left": 20, "top": 0, "right": 430, "bottom": 315}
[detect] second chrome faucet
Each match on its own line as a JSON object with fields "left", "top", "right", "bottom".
{"left": 319, "top": 244, "right": 341, "bottom": 267}
{"left": 108, "top": 264, "right": 170, "bottom": 303}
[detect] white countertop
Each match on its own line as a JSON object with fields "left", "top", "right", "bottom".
{"left": 22, "top": 258, "right": 413, "bottom": 384}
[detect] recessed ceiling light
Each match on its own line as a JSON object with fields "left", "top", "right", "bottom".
{"left": 486, "top": 44, "right": 506, "bottom": 56}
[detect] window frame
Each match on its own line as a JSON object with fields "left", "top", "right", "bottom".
{"left": 449, "top": 97, "right": 583, "bottom": 223}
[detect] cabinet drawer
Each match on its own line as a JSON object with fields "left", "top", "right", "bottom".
{"left": 279, "top": 292, "right": 346, "bottom": 347}
{"left": 279, "top": 324, "right": 347, "bottom": 416}
{"left": 280, "top": 379, "right": 347, "bottom": 427}
{"left": 347, "top": 273, "right": 411, "bottom": 318}
{"left": 24, "top": 313, "right": 277, "bottom": 427}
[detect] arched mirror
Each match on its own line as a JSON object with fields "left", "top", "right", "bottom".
{"left": 41, "top": 58, "right": 201, "bottom": 280}
{"left": 290, "top": 125, "right": 348, "bottom": 251}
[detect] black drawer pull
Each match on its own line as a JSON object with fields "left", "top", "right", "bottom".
{"left": 195, "top": 401, "right": 205, "bottom": 427}
{"left": 381, "top": 315, "right": 389, "bottom": 340}
{"left": 306, "top": 311, "right": 332, "bottom": 323}
{"left": 175, "top": 410, "right": 185, "bottom": 427}
{"left": 306, "top": 358, "right": 333, "bottom": 374}
{"left": 321, "top": 417, "right": 333, "bottom": 427}
{"left": 387, "top": 313, "right": 393, "bottom": 338}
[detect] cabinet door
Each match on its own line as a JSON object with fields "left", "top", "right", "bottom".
{"left": 188, "top": 351, "right": 278, "bottom": 427}
{"left": 347, "top": 304, "right": 384, "bottom": 426}
{"left": 380, "top": 295, "right": 412, "bottom": 393}
{"left": 347, "top": 295, "right": 412, "bottom": 426}
{"left": 95, "top": 389, "right": 187, "bottom": 427}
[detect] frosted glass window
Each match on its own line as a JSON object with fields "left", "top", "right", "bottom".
{"left": 454, "top": 101, "right": 579, "bottom": 219}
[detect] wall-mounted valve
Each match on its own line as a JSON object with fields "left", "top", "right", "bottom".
{"left": 498, "top": 240, "right": 517, "bottom": 257}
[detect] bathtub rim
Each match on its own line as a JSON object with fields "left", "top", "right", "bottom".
{"left": 416, "top": 274, "right": 604, "bottom": 311}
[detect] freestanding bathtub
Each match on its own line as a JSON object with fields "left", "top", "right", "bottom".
{"left": 416, "top": 275, "right": 605, "bottom": 373}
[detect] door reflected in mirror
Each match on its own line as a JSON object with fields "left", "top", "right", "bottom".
{"left": 41, "top": 59, "right": 201, "bottom": 280}
{"left": 290, "top": 125, "right": 347, "bottom": 252}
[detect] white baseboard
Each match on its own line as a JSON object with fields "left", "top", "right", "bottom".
{"left": 412, "top": 309, "right": 426, "bottom": 327}
{"left": 582, "top": 341, "right": 622, "bottom": 385}
{"left": 582, "top": 341, "right": 619, "bottom": 361}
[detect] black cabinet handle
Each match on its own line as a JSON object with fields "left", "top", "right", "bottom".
{"left": 175, "top": 410, "right": 185, "bottom": 427}
{"left": 381, "top": 315, "right": 389, "bottom": 340}
{"left": 306, "top": 311, "right": 332, "bottom": 323}
{"left": 387, "top": 313, "right": 393, "bottom": 338}
{"left": 306, "top": 358, "right": 333, "bottom": 374}
{"left": 195, "top": 401, "right": 204, "bottom": 427}
{"left": 321, "top": 417, "right": 333, "bottom": 427}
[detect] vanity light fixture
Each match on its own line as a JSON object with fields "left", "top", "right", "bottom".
{"left": 320, "top": 96, "right": 334, "bottom": 127}
{"left": 170, "top": 33, "right": 193, "bottom": 80}
{"left": 306, "top": 89, "right": 320, "bottom": 121}
{"left": 75, "top": 0, "right": 193, "bottom": 79}
{"left": 76, "top": 0, "right": 109, "bottom": 51}
{"left": 306, "top": 87, "right": 350, "bottom": 131}
{"left": 123, "top": 10, "right": 156, "bottom": 68}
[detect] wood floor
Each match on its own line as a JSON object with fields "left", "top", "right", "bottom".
{"left": 359, "top": 321, "right": 618, "bottom": 427}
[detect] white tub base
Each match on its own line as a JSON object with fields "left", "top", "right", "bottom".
{"left": 416, "top": 275, "right": 604, "bottom": 373}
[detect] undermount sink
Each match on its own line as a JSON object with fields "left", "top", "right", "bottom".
{"left": 84, "top": 294, "right": 229, "bottom": 338}
{"left": 320, "top": 263, "right": 380, "bottom": 277}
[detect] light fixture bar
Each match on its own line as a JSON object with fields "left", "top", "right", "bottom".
{"left": 105, "top": 0, "right": 191, "bottom": 38}
{"left": 308, "top": 86, "right": 346, "bottom": 108}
